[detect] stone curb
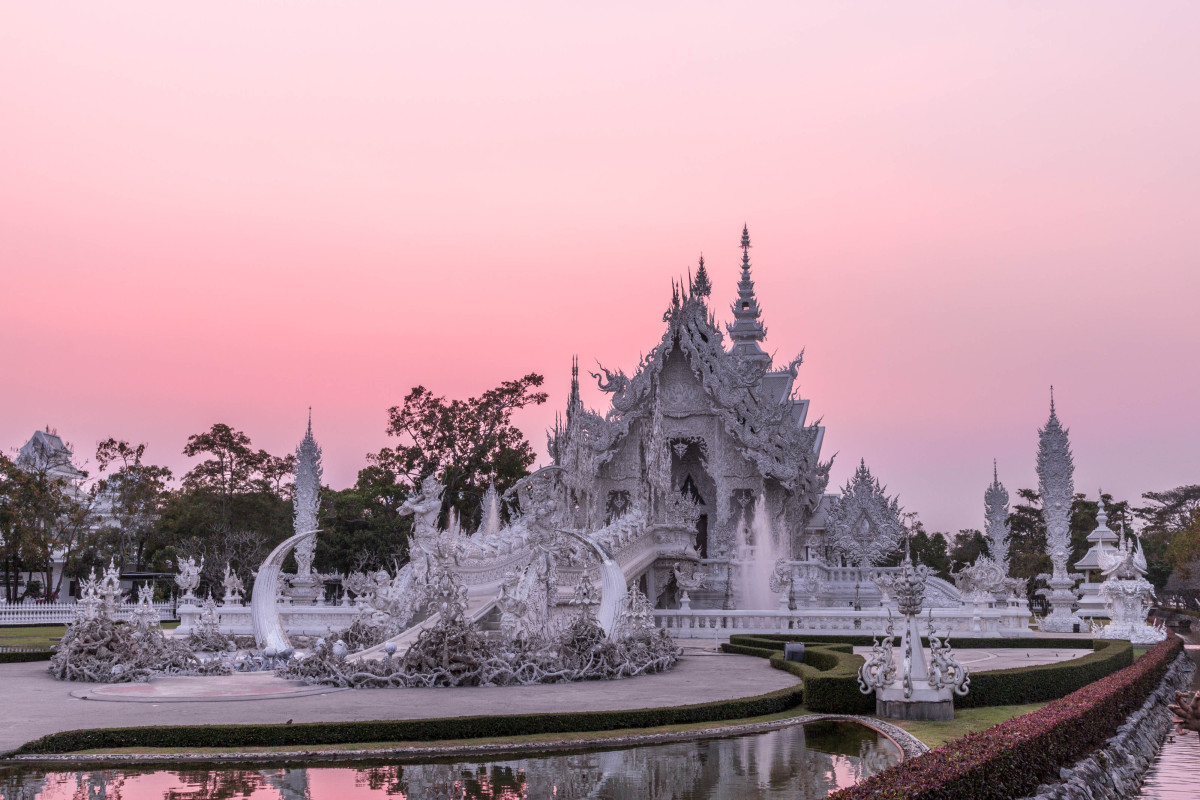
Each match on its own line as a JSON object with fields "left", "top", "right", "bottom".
{"left": 0, "top": 713, "right": 925, "bottom": 769}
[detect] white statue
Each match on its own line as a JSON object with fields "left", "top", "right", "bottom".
{"left": 672, "top": 561, "right": 706, "bottom": 610}
{"left": 131, "top": 583, "right": 159, "bottom": 630}
{"left": 75, "top": 569, "right": 102, "bottom": 622}
{"left": 1097, "top": 525, "right": 1165, "bottom": 644}
{"left": 175, "top": 556, "right": 203, "bottom": 604}
{"left": 221, "top": 563, "right": 245, "bottom": 606}
{"left": 400, "top": 474, "right": 447, "bottom": 557}
{"left": 98, "top": 558, "right": 123, "bottom": 615}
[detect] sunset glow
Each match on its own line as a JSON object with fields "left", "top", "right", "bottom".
{"left": 3, "top": 2, "right": 1198, "bottom": 531}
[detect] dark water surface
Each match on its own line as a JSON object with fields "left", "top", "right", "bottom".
{"left": 0, "top": 720, "right": 900, "bottom": 799}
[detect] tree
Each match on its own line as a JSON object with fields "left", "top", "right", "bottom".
{"left": 372, "top": 373, "right": 548, "bottom": 533}
{"left": 181, "top": 424, "right": 272, "bottom": 527}
{"left": 949, "top": 528, "right": 989, "bottom": 572}
{"left": 317, "top": 464, "right": 412, "bottom": 575}
{"left": 1007, "top": 488, "right": 1050, "bottom": 604}
{"left": 163, "top": 424, "right": 295, "bottom": 591}
{"left": 1136, "top": 485, "right": 1200, "bottom": 590}
{"left": 94, "top": 439, "right": 173, "bottom": 571}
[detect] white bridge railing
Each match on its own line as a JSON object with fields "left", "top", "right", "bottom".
{"left": 654, "top": 602, "right": 1032, "bottom": 638}
{"left": 0, "top": 600, "right": 176, "bottom": 626}
{"left": 175, "top": 601, "right": 363, "bottom": 637}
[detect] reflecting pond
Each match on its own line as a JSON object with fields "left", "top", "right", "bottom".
{"left": 0, "top": 719, "right": 900, "bottom": 799}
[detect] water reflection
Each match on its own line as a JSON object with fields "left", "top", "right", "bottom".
{"left": 0, "top": 720, "right": 899, "bottom": 800}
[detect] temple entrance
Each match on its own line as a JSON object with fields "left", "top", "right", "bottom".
{"left": 680, "top": 473, "right": 708, "bottom": 558}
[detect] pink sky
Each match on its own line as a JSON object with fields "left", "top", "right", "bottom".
{"left": 2, "top": 2, "right": 1198, "bottom": 532}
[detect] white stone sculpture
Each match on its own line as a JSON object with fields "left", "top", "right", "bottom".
{"left": 1097, "top": 524, "right": 1166, "bottom": 644}
{"left": 130, "top": 583, "right": 159, "bottom": 630}
{"left": 858, "top": 543, "right": 969, "bottom": 720}
{"left": 221, "top": 563, "right": 245, "bottom": 606}
{"left": 672, "top": 561, "right": 706, "bottom": 610}
{"left": 769, "top": 557, "right": 795, "bottom": 610}
{"left": 828, "top": 460, "right": 904, "bottom": 606}
{"left": 400, "top": 474, "right": 448, "bottom": 557}
{"left": 284, "top": 411, "right": 324, "bottom": 604}
{"left": 98, "top": 558, "right": 123, "bottom": 616}
{"left": 175, "top": 555, "right": 203, "bottom": 604}
{"left": 1036, "top": 390, "right": 1084, "bottom": 632}
{"left": 984, "top": 461, "right": 1011, "bottom": 572}
{"left": 75, "top": 569, "right": 102, "bottom": 622}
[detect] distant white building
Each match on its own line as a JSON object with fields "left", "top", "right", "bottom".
{"left": 4, "top": 428, "right": 114, "bottom": 601}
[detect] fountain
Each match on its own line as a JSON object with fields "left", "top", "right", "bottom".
{"left": 733, "top": 494, "right": 783, "bottom": 609}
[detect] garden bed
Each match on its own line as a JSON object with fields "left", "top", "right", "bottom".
{"left": 827, "top": 635, "right": 1184, "bottom": 800}
{"left": 724, "top": 635, "right": 1134, "bottom": 711}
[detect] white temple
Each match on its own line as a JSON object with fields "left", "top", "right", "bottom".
{"left": 189, "top": 228, "right": 1034, "bottom": 648}
{"left": 1074, "top": 497, "right": 1120, "bottom": 618}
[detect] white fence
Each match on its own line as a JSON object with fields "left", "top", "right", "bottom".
{"left": 0, "top": 600, "right": 176, "bottom": 626}
{"left": 654, "top": 601, "right": 1033, "bottom": 638}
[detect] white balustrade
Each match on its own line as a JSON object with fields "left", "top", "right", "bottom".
{"left": 653, "top": 602, "right": 1032, "bottom": 638}
{"left": 0, "top": 600, "right": 176, "bottom": 626}
{"left": 175, "top": 602, "right": 362, "bottom": 637}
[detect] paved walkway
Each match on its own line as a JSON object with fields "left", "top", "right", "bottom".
{"left": 0, "top": 646, "right": 796, "bottom": 755}
{"left": 851, "top": 646, "right": 1093, "bottom": 671}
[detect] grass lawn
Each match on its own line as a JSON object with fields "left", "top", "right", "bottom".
{"left": 0, "top": 620, "right": 178, "bottom": 649}
{"left": 0, "top": 625, "right": 66, "bottom": 649}
{"left": 884, "top": 703, "right": 1047, "bottom": 749}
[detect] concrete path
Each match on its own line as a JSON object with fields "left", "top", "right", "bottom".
{"left": 851, "top": 646, "right": 1094, "bottom": 671}
{"left": 0, "top": 646, "right": 796, "bottom": 755}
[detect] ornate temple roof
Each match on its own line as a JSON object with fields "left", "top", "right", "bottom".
{"left": 550, "top": 228, "right": 830, "bottom": 500}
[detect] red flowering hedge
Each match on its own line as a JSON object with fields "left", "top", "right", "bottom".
{"left": 829, "top": 635, "right": 1184, "bottom": 800}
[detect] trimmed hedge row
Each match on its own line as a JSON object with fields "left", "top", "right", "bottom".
{"left": 0, "top": 650, "right": 53, "bottom": 664}
{"left": 14, "top": 678, "right": 806, "bottom": 755}
{"left": 829, "top": 635, "right": 1184, "bottom": 800}
{"left": 725, "top": 635, "right": 1134, "bottom": 711}
{"left": 722, "top": 640, "right": 872, "bottom": 713}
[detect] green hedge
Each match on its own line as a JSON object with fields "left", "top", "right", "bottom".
{"left": 725, "top": 635, "right": 1134, "bottom": 711}
{"left": 723, "top": 640, "right": 871, "bottom": 713}
{"left": 0, "top": 650, "right": 53, "bottom": 663}
{"left": 14, "top": 679, "right": 806, "bottom": 755}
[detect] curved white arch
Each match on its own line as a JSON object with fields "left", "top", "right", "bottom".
{"left": 251, "top": 528, "right": 318, "bottom": 652}
{"left": 558, "top": 528, "right": 625, "bottom": 636}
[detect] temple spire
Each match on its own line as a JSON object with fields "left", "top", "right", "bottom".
{"left": 691, "top": 254, "right": 712, "bottom": 297}
{"left": 984, "top": 459, "right": 1011, "bottom": 570}
{"left": 726, "top": 224, "right": 769, "bottom": 363}
{"left": 567, "top": 356, "right": 581, "bottom": 418}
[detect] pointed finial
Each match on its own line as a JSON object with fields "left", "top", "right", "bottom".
{"left": 306, "top": 406, "right": 313, "bottom": 435}
{"left": 691, "top": 253, "right": 712, "bottom": 297}
{"left": 741, "top": 223, "right": 750, "bottom": 250}
{"left": 1049, "top": 385, "right": 1055, "bottom": 415}
{"left": 993, "top": 458, "right": 999, "bottom": 483}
